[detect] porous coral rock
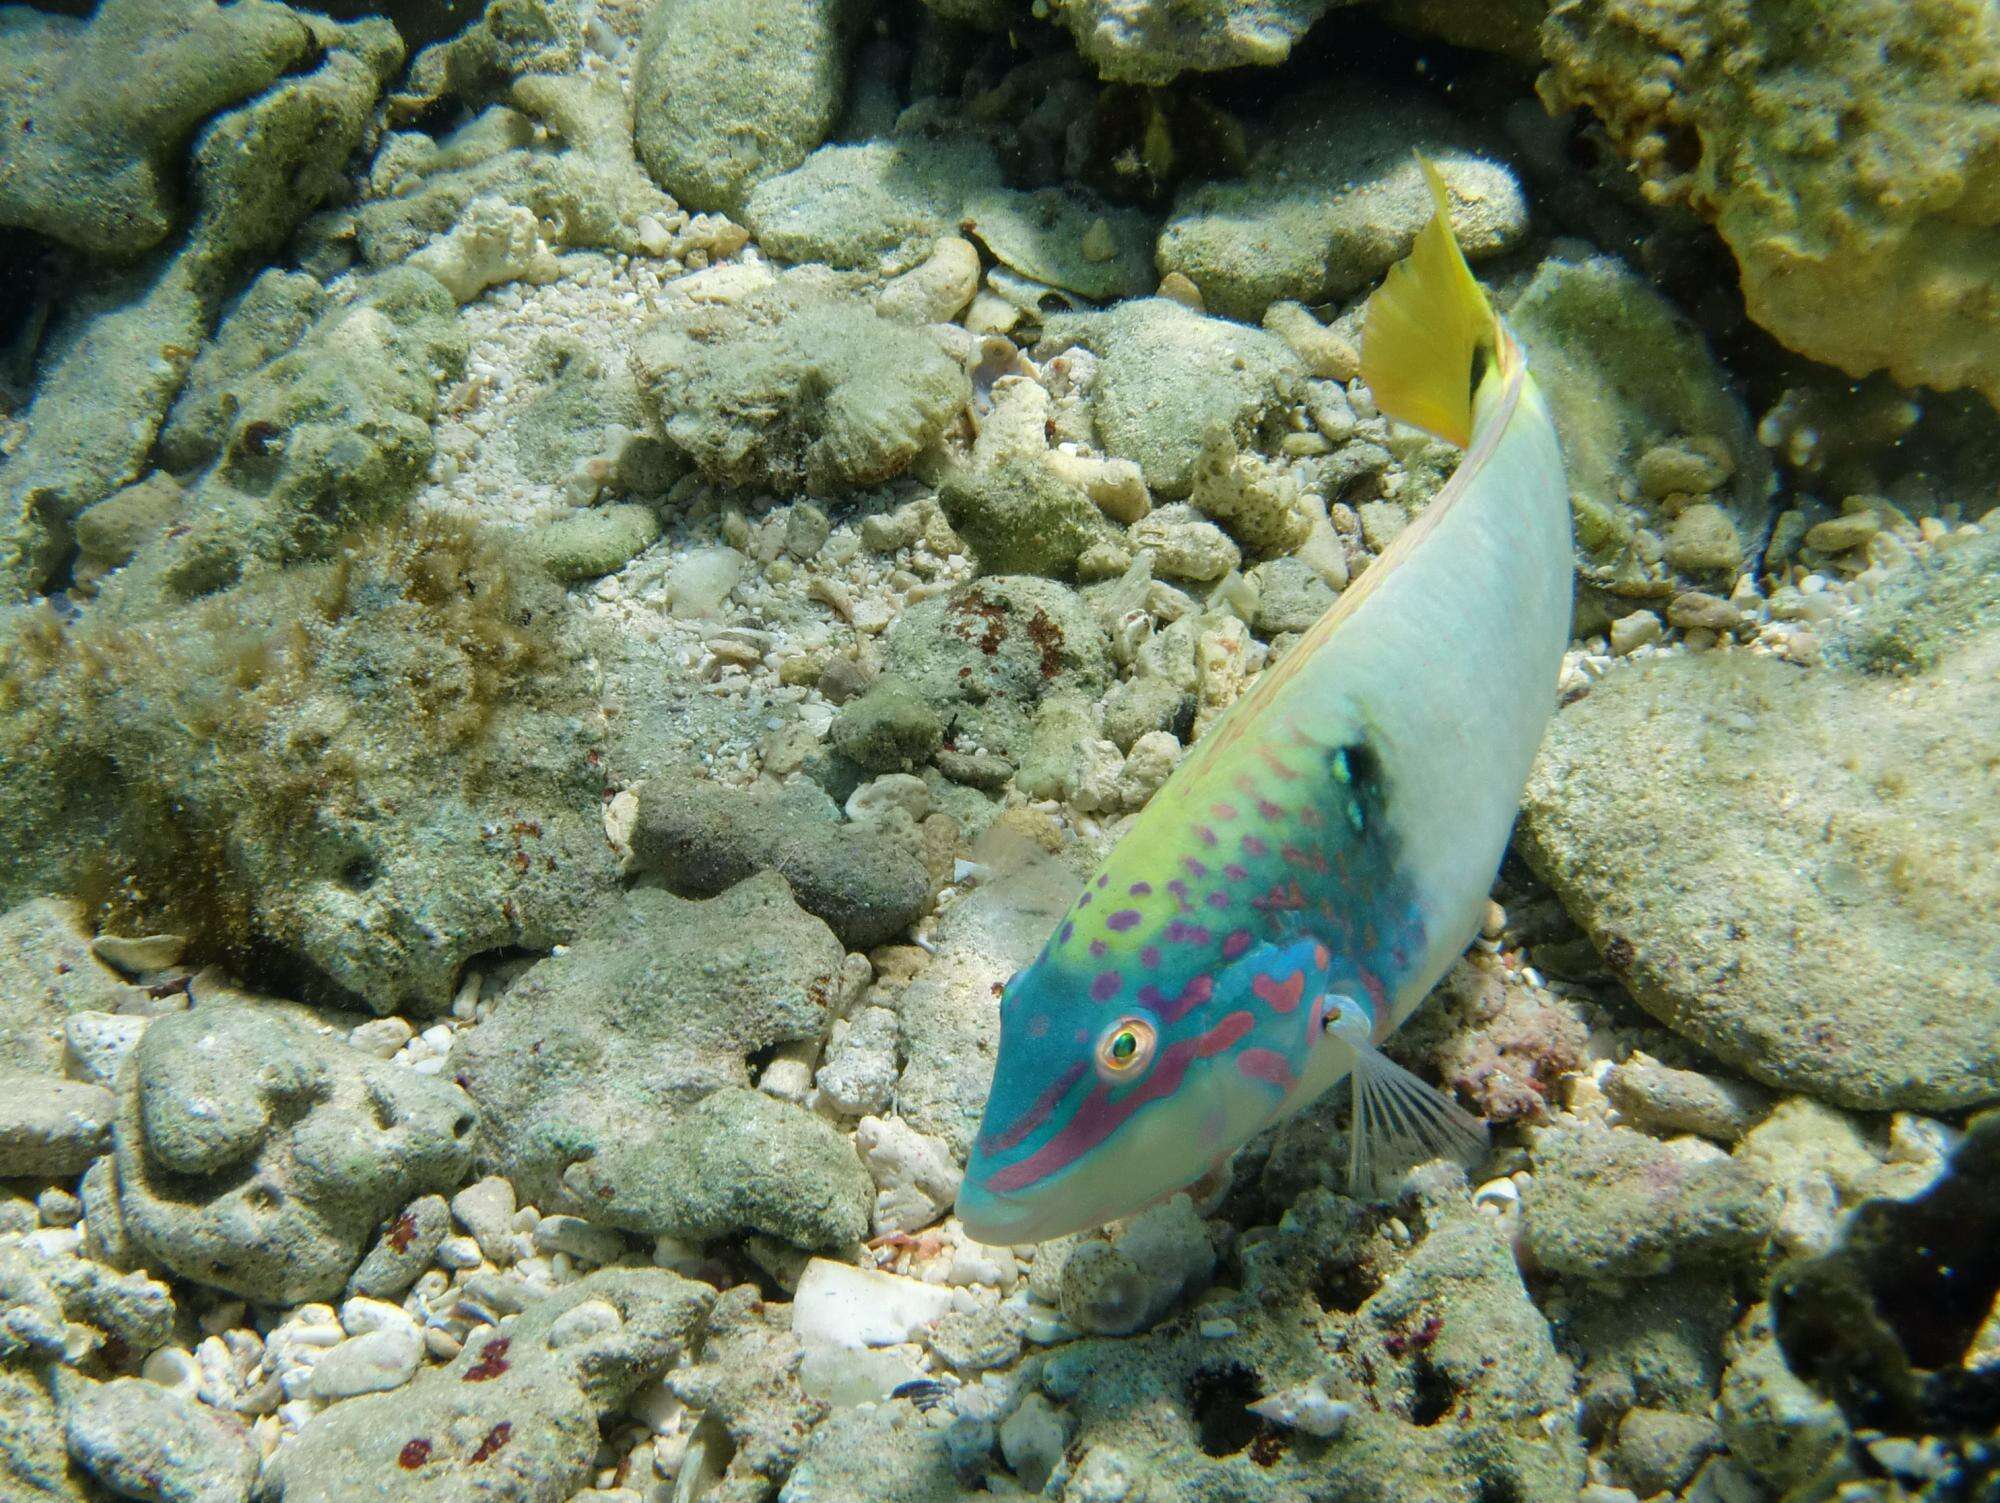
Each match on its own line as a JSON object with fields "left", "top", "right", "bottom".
{"left": 103, "top": 999, "right": 475, "bottom": 1302}
{"left": 633, "top": 0, "right": 857, "bottom": 215}
{"left": 1046, "top": 0, "right": 1339, "bottom": 83}
{"left": 1506, "top": 253, "right": 1774, "bottom": 606}
{"left": 262, "top": 1269, "right": 713, "bottom": 1503}
{"left": 1157, "top": 85, "right": 1528, "bottom": 321}
{"left": 1541, "top": 0, "right": 2000, "bottom": 407}
{"left": 453, "top": 873, "right": 845, "bottom": 1208}
{"left": 0, "top": 11, "right": 403, "bottom": 596}
{"left": 1519, "top": 533, "right": 2000, "bottom": 1110}
{"left": 0, "top": 0, "right": 325, "bottom": 258}
{"left": 406, "top": 194, "right": 561, "bottom": 304}
{"left": 666, "top": 1284, "right": 829, "bottom": 1503}
{"left": 632, "top": 271, "right": 970, "bottom": 494}
{"left": 1046, "top": 296, "right": 1305, "bottom": 498}
{"left": 1189, "top": 424, "right": 1311, "bottom": 556}
{"left": 62, "top": 1376, "right": 257, "bottom": 1503}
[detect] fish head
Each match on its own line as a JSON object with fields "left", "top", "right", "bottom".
{"left": 956, "top": 930, "right": 1332, "bottom": 1245}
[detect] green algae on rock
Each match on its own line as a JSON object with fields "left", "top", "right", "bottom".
{"left": 633, "top": 272, "right": 970, "bottom": 495}
{"left": 633, "top": 0, "right": 857, "bottom": 215}
{"left": 1542, "top": 0, "right": 2000, "bottom": 409}
{"left": 1506, "top": 253, "right": 1775, "bottom": 613}
{"left": 451, "top": 874, "right": 844, "bottom": 1207}
{"left": 1519, "top": 535, "right": 2000, "bottom": 1111}
{"left": 1157, "top": 86, "right": 1528, "bottom": 322}
{"left": 102, "top": 999, "right": 475, "bottom": 1303}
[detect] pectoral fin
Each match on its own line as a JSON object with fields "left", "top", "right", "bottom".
{"left": 1327, "top": 998, "right": 1487, "bottom": 1196}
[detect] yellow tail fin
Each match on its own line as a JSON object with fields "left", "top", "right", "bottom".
{"left": 1361, "top": 155, "right": 1503, "bottom": 449}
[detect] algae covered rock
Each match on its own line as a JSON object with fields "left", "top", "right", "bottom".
{"left": 526, "top": 504, "right": 662, "bottom": 583}
{"left": 0, "top": 0, "right": 325, "bottom": 258}
{"left": 263, "top": 1268, "right": 713, "bottom": 1503}
{"left": 0, "top": 10, "right": 404, "bottom": 596}
{"left": 1047, "top": 297, "right": 1305, "bottom": 497}
{"left": 629, "top": 773, "right": 935, "bottom": 947}
{"left": 1507, "top": 253, "right": 1774, "bottom": 603}
{"left": 878, "top": 576, "right": 1113, "bottom": 767}
{"left": 62, "top": 1377, "right": 256, "bottom": 1503}
{"left": 452, "top": 873, "right": 845, "bottom": 1207}
{"left": 105, "top": 1000, "right": 475, "bottom": 1302}
{"left": 633, "top": 0, "right": 856, "bottom": 214}
{"left": 1520, "top": 534, "right": 2000, "bottom": 1111}
{"left": 633, "top": 273, "right": 970, "bottom": 494}
{"left": 1157, "top": 86, "right": 1527, "bottom": 322}
{"left": 1520, "top": 1124, "right": 1773, "bottom": 1280}
{"left": 1542, "top": 0, "right": 2000, "bottom": 408}
{"left": 744, "top": 135, "right": 1006, "bottom": 275}
{"left": 564, "top": 1087, "right": 872, "bottom": 1252}
{"left": 1046, "top": 0, "right": 1341, "bottom": 83}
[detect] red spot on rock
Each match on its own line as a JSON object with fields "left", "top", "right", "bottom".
{"left": 469, "top": 1422, "right": 512, "bottom": 1463}
{"left": 464, "top": 1336, "right": 510, "bottom": 1381}
{"left": 386, "top": 1212, "right": 417, "bottom": 1253}
{"left": 398, "top": 1438, "right": 431, "bottom": 1469}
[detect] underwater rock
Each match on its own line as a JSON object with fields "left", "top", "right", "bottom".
{"left": 633, "top": 0, "right": 855, "bottom": 215}
{"left": 0, "top": 0, "right": 334, "bottom": 259}
{"left": 1562, "top": 1271, "right": 1737, "bottom": 1437}
{"left": 0, "top": 899, "right": 156, "bottom": 1074}
{"left": 389, "top": 0, "right": 583, "bottom": 118}
{"left": 876, "top": 576, "right": 1113, "bottom": 767}
{"left": 563, "top": 1087, "right": 872, "bottom": 1252}
{"left": 828, "top": 678, "right": 946, "bottom": 774}
{"left": 156, "top": 271, "right": 326, "bottom": 473}
{"left": 406, "top": 193, "right": 560, "bottom": 303}
{"left": 509, "top": 336, "right": 666, "bottom": 490}
{"left": 1520, "top": 1124, "right": 1774, "bottom": 1281}
{"left": 632, "top": 271, "right": 970, "bottom": 494}
{"left": 453, "top": 874, "right": 844, "bottom": 1207}
{"left": 665, "top": 1283, "right": 828, "bottom": 1503}
{"left": 629, "top": 773, "right": 935, "bottom": 948}
{"left": 1520, "top": 534, "right": 2000, "bottom": 1110}
{"left": 1768, "top": 1111, "right": 2000, "bottom": 1471}
{"left": 62, "top": 1376, "right": 256, "bottom": 1503}
{"left": 353, "top": 72, "right": 674, "bottom": 269}
{"left": 0, "top": 1076, "right": 116, "bottom": 1179}
{"left": 1036, "top": 1183, "right": 1586, "bottom": 1501}
{"left": 937, "top": 377, "right": 1125, "bottom": 580}
{"left": 524, "top": 504, "right": 662, "bottom": 583}
{"left": 0, "top": 11, "right": 403, "bottom": 596}
{"left": 743, "top": 134, "right": 1006, "bottom": 276}
{"left": 1542, "top": 0, "right": 2000, "bottom": 408}
{"left": 1157, "top": 86, "right": 1527, "bottom": 321}
{"left": 1716, "top": 1301, "right": 1852, "bottom": 1494}
{"left": 105, "top": 1001, "right": 475, "bottom": 1302}
{"left": 1603, "top": 1055, "right": 1774, "bottom": 1145}
{"left": 1507, "top": 253, "right": 1775, "bottom": 608}
{"left": 346, "top": 1193, "right": 451, "bottom": 1301}
{"left": 1045, "top": 0, "right": 1338, "bottom": 83}
{"left": 262, "top": 1268, "right": 712, "bottom": 1503}
{"left": 0, "top": 1236, "right": 176, "bottom": 1370}
{"left": 1046, "top": 297, "right": 1305, "bottom": 498}
{"left": 780, "top": 1399, "right": 967, "bottom": 1503}
{"left": 1055, "top": 1196, "right": 1216, "bottom": 1336}
{"left": 136, "top": 267, "right": 469, "bottom": 597}
{"left": 960, "top": 187, "right": 1159, "bottom": 303}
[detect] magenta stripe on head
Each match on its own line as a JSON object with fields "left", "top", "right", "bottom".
{"left": 1156, "top": 972, "right": 1214, "bottom": 1023}
{"left": 1222, "top": 928, "right": 1253, "bottom": 959}
{"left": 980, "top": 1060, "right": 1089, "bottom": 1153}
{"left": 983, "top": 1008, "right": 1254, "bottom": 1192}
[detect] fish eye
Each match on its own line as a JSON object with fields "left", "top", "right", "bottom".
{"left": 1095, "top": 1016, "right": 1157, "bottom": 1080}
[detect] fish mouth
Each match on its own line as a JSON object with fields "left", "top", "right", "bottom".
{"left": 954, "top": 1174, "right": 1079, "bottom": 1248}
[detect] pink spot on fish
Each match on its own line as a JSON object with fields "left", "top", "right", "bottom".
{"left": 1211, "top": 802, "right": 1239, "bottom": 821}
{"left": 1091, "top": 971, "right": 1123, "bottom": 1002}
{"left": 1107, "top": 909, "right": 1142, "bottom": 932}
{"left": 1089, "top": 940, "right": 1108, "bottom": 958}
{"left": 1257, "top": 798, "right": 1283, "bottom": 819}
{"left": 1205, "top": 891, "right": 1231, "bottom": 910}
{"left": 1238, "top": 1047, "right": 1296, "bottom": 1091}
{"left": 1224, "top": 863, "right": 1249, "bottom": 881}
{"left": 1129, "top": 881, "right": 1153, "bottom": 896}
{"left": 1251, "top": 970, "right": 1305, "bottom": 1013}
{"left": 1242, "top": 835, "right": 1269, "bottom": 857}
{"left": 1140, "top": 946, "right": 1162, "bottom": 969}
{"left": 1184, "top": 857, "right": 1209, "bottom": 878}
{"left": 1222, "top": 928, "right": 1253, "bottom": 960}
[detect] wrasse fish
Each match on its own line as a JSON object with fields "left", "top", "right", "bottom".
{"left": 956, "top": 160, "right": 1574, "bottom": 1246}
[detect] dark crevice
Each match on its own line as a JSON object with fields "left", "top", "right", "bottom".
{"left": 1410, "top": 1354, "right": 1455, "bottom": 1427}
{"left": 1188, "top": 1363, "right": 1264, "bottom": 1458}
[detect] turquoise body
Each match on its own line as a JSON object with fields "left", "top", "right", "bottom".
{"left": 957, "top": 360, "right": 1572, "bottom": 1246}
